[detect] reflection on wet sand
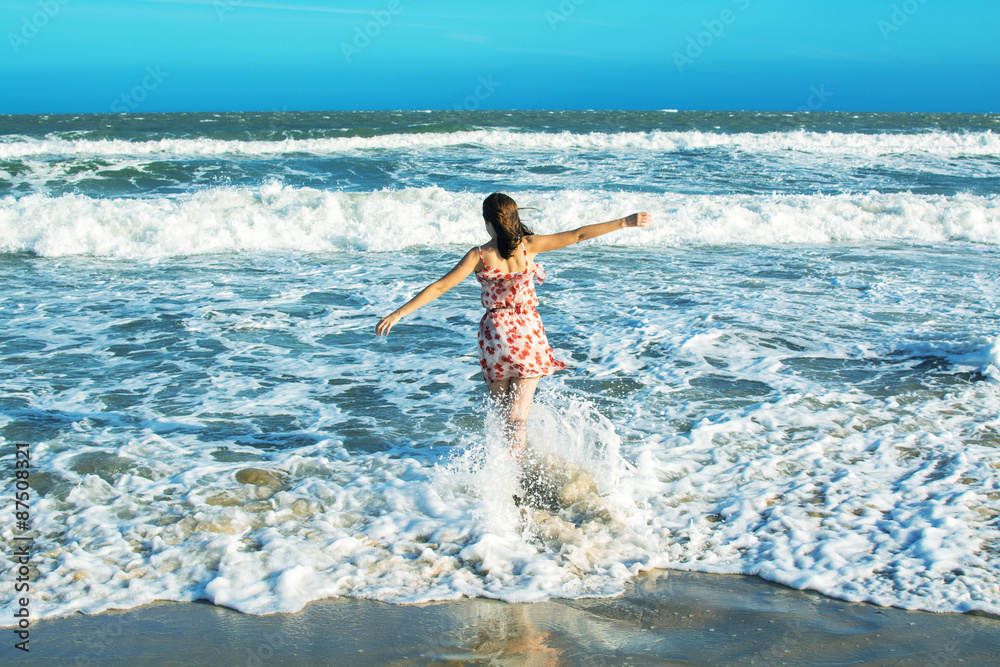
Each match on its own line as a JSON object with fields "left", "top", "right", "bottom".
{"left": 24, "top": 569, "right": 1000, "bottom": 666}
{"left": 466, "top": 605, "right": 561, "bottom": 666}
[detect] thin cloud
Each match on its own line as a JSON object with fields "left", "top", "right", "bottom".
{"left": 141, "top": 0, "right": 373, "bottom": 15}
{"left": 445, "top": 32, "right": 496, "bottom": 47}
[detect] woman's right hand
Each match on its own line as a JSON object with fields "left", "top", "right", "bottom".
{"left": 624, "top": 212, "right": 651, "bottom": 228}
{"left": 375, "top": 312, "right": 402, "bottom": 337}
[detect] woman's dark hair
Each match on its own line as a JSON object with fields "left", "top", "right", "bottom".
{"left": 483, "top": 192, "right": 534, "bottom": 259}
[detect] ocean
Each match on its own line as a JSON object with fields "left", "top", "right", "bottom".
{"left": 1, "top": 110, "right": 999, "bottom": 623}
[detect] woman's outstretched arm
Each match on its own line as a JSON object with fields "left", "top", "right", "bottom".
{"left": 525, "top": 212, "right": 650, "bottom": 254}
{"left": 375, "top": 247, "right": 479, "bottom": 337}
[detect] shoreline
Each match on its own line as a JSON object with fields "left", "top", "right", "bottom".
{"left": 18, "top": 569, "right": 1000, "bottom": 666}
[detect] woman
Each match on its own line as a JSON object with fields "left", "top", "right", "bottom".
{"left": 376, "top": 192, "right": 650, "bottom": 459}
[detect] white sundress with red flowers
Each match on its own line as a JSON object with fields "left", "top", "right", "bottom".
{"left": 475, "top": 241, "right": 566, "bottom": 384}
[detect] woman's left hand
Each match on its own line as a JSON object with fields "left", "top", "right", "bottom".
{"left": 375, "top": 312, "right": 401, "bottom": 336}
{"left": 624, "top": 212, "right": 651, "bottom": 227}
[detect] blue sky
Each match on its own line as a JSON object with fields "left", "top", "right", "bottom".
{"left": 2, "top": 0, "right": 998, "bottom": 113}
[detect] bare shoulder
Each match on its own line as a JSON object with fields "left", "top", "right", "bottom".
{"left": 465, "top": 245, "right": 484, "bottom": 272}
{"left": 523, "top": 234, "right": 543, "bottom": 251}
{"left": 522, "top": 234, "right": 540, "bottom": 260}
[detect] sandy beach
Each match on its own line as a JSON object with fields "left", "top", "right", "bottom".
{"left": 16, "top": 569, "right": 1000, "bottom": 666}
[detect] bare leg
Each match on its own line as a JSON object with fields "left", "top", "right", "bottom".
{"left": 505, "top": 377, "right": 540, "bottom": 460}
{"left": 486, "top": 377, "right": 540, "bottom": 461}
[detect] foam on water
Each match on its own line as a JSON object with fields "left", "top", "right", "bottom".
{"left": 3, "top": 129, "right": 999, "bottom": 159}
{"left": 2, "top": 111, "right": 999, "bottom": 625}
{"left": 2, "top": 186, "right": 999, "bottom": 257}
{"left": 1, "top": 243, "right": 999, "bottom": 624}
{"left": 0, "top": 397, "right": 661, "bottom": 621}
{"left": 5, "top": 118, "right": 996, "bottom": 199}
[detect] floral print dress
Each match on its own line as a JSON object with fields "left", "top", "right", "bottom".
{"left": 475, "top": 242, "right": 566, "bottom": 383}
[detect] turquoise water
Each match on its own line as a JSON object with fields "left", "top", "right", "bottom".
{"left": 2, "top": 110, "right": 999, "bottom": 198}
{"left": 1, "top": 111, "right": 999, "bottom": 622}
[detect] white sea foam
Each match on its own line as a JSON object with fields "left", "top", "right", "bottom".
{"left": 2, "top": 128, "right": 999, "bottom": 159}
{"left": 3, "top": 113, "right": 998, "bottom": 626}
{"left": 926, "top": 335, "right": 1000, "bottom": 382}
{"left": 0, "top": 398, "right": 662, "bottom": 622}
{"left": 2, "top": 379, "right": 998, "bottom": 624}
{"left": 1, "top": 242, "right": 998, "bottom": 625}
{"left": 2, "top": 186, "right": 998, "bottom": 258}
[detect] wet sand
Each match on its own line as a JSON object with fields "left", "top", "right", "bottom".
{"left": 19, "top": 569, "right": 1000, "bottom": 666}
